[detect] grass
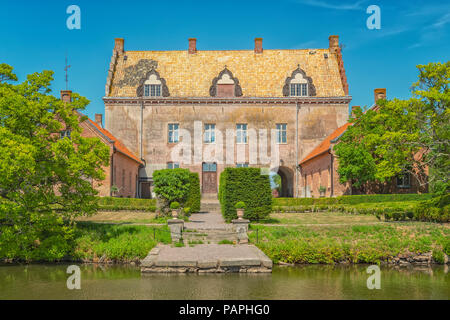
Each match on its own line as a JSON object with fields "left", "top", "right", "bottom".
{"left": 254, "top": 211, "right": 381, "bottom": 225}
{"left": 249, "top": 219, "right": 449, "bottom": 264}
{"left": 72, "top": 222, "right": 171, "bottom": 262}
{"left": 75, "top": 211, "right": 190, "bottom": 224}
{"left": 218, "top": 239, "right": 234, "bottom": 245}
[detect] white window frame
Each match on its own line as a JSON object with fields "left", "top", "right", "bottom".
{"left": 204, "top": 124, "right": 216, "bottom": 144}
{"left": 167, "top": 162, "right": 180, "bottom": 169}
{"left": 396, "top": 172, "right": 411, "bottom": 188}
{"left": 60, "top": 130, "right": 71, "bottom": 139}
{"left": 144, "top": 84, "right": 161, "bottom": 97}
{"left": 276, "top": 123, "right": 287, "bottom": 144}
{"left": 236, "top": 123, "right": 248, "bottom": 144}
{"left": 236, "top": 163, "right": 249, "bottom": 168}
{"left": 168, "top": 123, "right": 179, "bottom": 143}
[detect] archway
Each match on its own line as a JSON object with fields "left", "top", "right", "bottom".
{"left": 271, "top": 166, "right": 294, "bottom": 198}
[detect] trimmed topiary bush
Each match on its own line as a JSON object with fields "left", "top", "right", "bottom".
{"left": 185, "top": 172, "right": 201, "bottom": 213}
{"left": 219, "top": 168, "right": 272, "bottom": 222}
{"left": 235, "top": 201, "right": 246, "bottom": 209}
{"left": 170, "top": 201, "right": 180, "bottom": 210}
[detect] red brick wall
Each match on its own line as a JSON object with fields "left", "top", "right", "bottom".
{"left": 111, "top": 152, "right": 139, "bottom": 198}
{"left": 300, "top": 151, "right": 350, "bottom": 197}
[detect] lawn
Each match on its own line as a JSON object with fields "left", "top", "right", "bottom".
{"left": 249, "top": 213, "right": 450, "bottom": 264}
{"left": 76, "top": 211, "right": 162, "bottom": 224}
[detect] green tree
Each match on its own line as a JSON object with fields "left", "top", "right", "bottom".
{"left": 334, "top": 62, "right": 449, "bottom": 192}
{"left": 0, "top": 64, "right": 110, "bottom": 261}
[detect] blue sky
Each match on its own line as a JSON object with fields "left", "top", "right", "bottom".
{"left": 1, "top": 0, "right": 449, "bottom": 120}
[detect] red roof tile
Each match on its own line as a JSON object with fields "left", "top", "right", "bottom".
{"left": 299, "top": 122, "right": 351, "bottom": 165}
{"left": 87, "top": 119, "right": 143, "bottom": 165}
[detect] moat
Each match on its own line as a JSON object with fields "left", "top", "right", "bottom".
{"left": 1, "top": 264, "right": 448, "bottom": 300}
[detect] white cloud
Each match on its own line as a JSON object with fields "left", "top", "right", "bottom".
{"left": 297, "top": 0, "right": 368, "bottom": 10}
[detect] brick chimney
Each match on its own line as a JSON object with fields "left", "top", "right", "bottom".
{"left": 60, "top": 90, "right": 72, "bottom": 103}
{"left": 114, "top": 38, "right": 124, "bottom": 54}
{"left": 351, "top": 106, "right": 361, "bottom": 118}
{"left": 374, "top": 88, "right": 386, "bottom": 104}
{"left": 254, "top": 38, "right": 263, "bottom": 54}
{"left": 95, "top": 114, "right": 103, "bottom": 127}
{"left": 188, "top": 38, "right": 197, "bottom": 54}
{"left": 329, "top": 35, "right": 339, "bottom": 53}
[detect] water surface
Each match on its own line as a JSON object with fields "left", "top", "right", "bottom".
{"left": 0, "top": 264, "right": 448, "bottom": 300}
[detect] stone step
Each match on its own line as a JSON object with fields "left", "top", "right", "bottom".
{"left": 183, "top": 233, "right": 235, "bottom": 243}
{"left": 201, "top": 193, "right": 218, "bottom": 200}
{"left": 141, "top": 244, "right": 273, "bottom": 273}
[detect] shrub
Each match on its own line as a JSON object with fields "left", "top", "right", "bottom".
{"left": 183, "top": 207, "right": 191, "bottom": 217}
{"left": 235, "top": 201, "right": 246, "bottom": 209}
{"left": 153, "top": 168, "right": 191, "bottom": 208}
{"left": 219, "top": 168, "right": 272, "bottom": 222}
{"left": 413, "top": 194, "right": 450, "bottom": 222}
{"left": 170, "top": 202, "right": 180, "bottom": 210}
{"left": 185, "top": 172, "right": 201, "bottom": 213}
{"left": 432, "top": 249, "right": 445, "bottom": 264}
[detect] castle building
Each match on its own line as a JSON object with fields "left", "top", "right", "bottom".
{"left": 102, "top": 36, "right": 351, "bottom": 198}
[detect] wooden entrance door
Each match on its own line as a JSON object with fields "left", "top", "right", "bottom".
{"left": 202, "top": 162, "right": 217, "bottom": 193}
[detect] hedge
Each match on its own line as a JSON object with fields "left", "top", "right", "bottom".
{"left": 153, "top": 168, "right": 191, "bottom": 207}
{"left": 97, "top": 197, "right": 157, "bottom": 211}
{"left": 273, "top": 193, "right": 431, "bottom": 207}
{"left": 219, "top": 167, "right": 272, "bottom": 222}
{"left": 413, "top": 193, "right": 450, "bottom": 223}
{"left": 185, "top": 172, "right": 201, "bottom": 213}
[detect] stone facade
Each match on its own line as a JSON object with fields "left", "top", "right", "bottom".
{"left": 103, "top": 36, "right": 351, "bottom": 198}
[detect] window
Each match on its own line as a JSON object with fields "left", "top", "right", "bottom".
{"left": 60, "top": 130, "right": 71, "bottom": 139}
{"left": 236, "top": 124, "right": 248, "bottom": 144}
{"left": 167, "top": 162, "right": 180, "bottom": 169}
{"left": 236, "top": 163, "right": 249, "bottom": 168}
{"left": 397, "top": 172, "right": 411, "bottom": 188}
{"left": 290, "top": 83, "right": 307, "bottom": 96}
{"left": 168, "top": 123, "right": 179, "bottom": 143}
{"left": 289, "top": 72, "right": 308, "bottom": 97}
{"left": 204, "top": 124, "right": 215, "bottom": 143}
{"left": 144, "top": 84, "right": 161, "bottom": 97}
{"left": 276, "top": 123, "right": 287, "bottom": 143}
{"left": 202, "top": 162, "right": 217, "bottom": 172}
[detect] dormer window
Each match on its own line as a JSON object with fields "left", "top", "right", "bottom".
{"left": 283, "top": 66, "right": 316, "bottom": 97}
{"left": 289, "top": 73, "right": 308, "bottom": 96}
{"left": 209, "top": 67, "right": 243, "bottom": 97}
{"left": 217, "top": 73, "right": 235, "bottom": 97}
{"left": 144, "top": 74, "right": 162, "bottom": 97}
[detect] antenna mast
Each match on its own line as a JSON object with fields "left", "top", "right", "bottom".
{"left": 64, "top": 55, "right": 71, "bottom": 90}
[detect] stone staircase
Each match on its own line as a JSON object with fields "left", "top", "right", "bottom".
{"left": 182, "top": 229, "right": 235, "bottom": 244}
{"left": 181, "top": 195, "right": 235, "bottom": 244}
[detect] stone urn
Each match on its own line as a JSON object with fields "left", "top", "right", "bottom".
{"left": 172, "top": 209, "right": 178, "bottom": 219}
{"left": 237, "top": 209, "right": 244, "bottom": 220}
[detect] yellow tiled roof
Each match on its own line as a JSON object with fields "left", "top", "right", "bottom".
{"left": 108, "top": 49, "right": 346, "bottom": 98}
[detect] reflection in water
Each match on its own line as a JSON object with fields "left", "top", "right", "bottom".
{"left": 0, "top": 264, "right": 448, "bottom": 300}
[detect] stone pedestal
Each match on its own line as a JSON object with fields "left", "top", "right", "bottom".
{"left": 232, "top": 219, "right": 250, "bottom": 244}
{"left": 168, "top": 219, "right": 184, "bottom": 242}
